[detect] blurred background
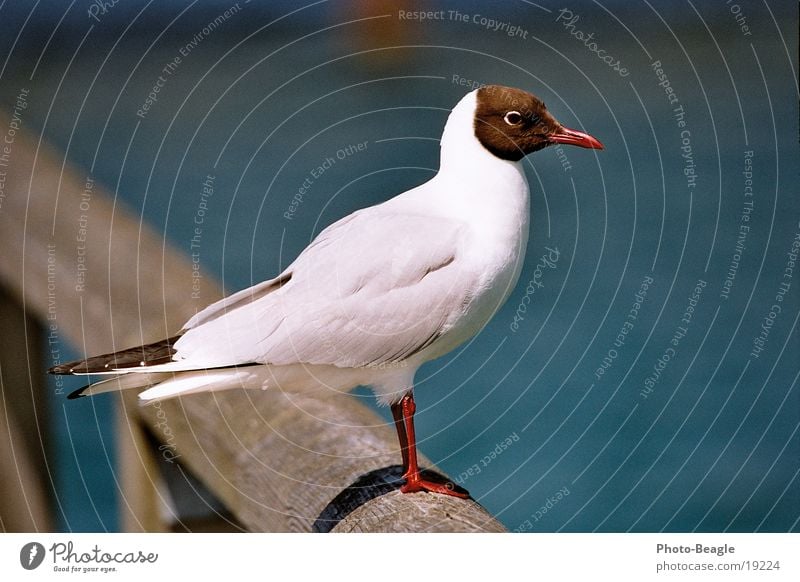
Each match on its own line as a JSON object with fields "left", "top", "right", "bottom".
{"left": 0, "top": 0, "right": 797, "bottom": 532}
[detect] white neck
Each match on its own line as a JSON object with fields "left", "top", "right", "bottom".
{"left": 438, "top": 90, "right": 524, "bottom": 184}
{"left": 390, "top": 89, "right": 531, "bottom": 241}
{"left": 423, "top": 90, "right": 530, "bottom": 225}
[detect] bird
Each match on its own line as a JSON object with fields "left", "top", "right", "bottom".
{"left": 50, "top": 85, "right": 603, "bottom": 498}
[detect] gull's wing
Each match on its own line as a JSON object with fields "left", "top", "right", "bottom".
{"left": 171, "top": 207, "right": 474, "bottom": 369}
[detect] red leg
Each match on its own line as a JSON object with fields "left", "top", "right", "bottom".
{"left": 391, "top": 393, "right": 469, "bottom": 498}
{"left": 390, "top": 399, "right": 409, "bottom": 470}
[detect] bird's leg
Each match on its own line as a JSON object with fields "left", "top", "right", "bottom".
{"left": 391, "top": 392, "right": 469, "bottom": 498}
{"left": 390, "top": 398, "right": 410, "bottom": 470}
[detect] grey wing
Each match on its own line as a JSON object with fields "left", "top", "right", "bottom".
{"left": 172, "top": 209, "right": 473, "bottom": 368}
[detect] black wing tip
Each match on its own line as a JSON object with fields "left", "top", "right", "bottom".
{"left": 48, "top": 334, "right": 184, "bottom": 376}
{"left": 67, "top": 385, "right": 89, "bottom": 400}
{"left": 49, "top": 364, "right": 75, "bottom": 375}
{"left": 50, "top": 361, "right": 96, "bottom": 374}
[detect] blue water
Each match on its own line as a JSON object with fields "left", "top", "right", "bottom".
{"left": 2, "top": 0, "right": 797, "bottom": 531}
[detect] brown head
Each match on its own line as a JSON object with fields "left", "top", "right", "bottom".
{"left": 473, "top": 85, "right": 604, "bottom": 161}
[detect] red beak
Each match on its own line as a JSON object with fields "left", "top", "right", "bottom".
{"left": 549, "top": 126, "right": 604, "bottom": 150}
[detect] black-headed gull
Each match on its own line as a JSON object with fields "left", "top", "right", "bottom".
{"left": 51, "top": 85, "right": 603, "bottom": 497}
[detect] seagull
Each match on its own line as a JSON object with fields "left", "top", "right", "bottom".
{"left": 50, "top": 85, "right": 603, "bottom": 498}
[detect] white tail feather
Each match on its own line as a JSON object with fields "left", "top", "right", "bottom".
{"left": 79, "top": 372, "right": 169, "bottom": 397}
{"left": 137, "top": 370, "right": 254, "bottom": 402}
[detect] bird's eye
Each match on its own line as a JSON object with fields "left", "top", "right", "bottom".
{"left": 504, "top": 111, "right": 523, "bottom": 126}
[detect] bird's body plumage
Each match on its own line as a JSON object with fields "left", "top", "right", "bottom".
{"left": 59, "top": 90, "right": 531, "bottom": 405}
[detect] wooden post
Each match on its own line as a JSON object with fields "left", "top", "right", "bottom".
{"left": 0, "top": 111, "right": 505, "bottom": 533}
{"left": 0, "top": 287, "right": 53, "bottom": 532}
